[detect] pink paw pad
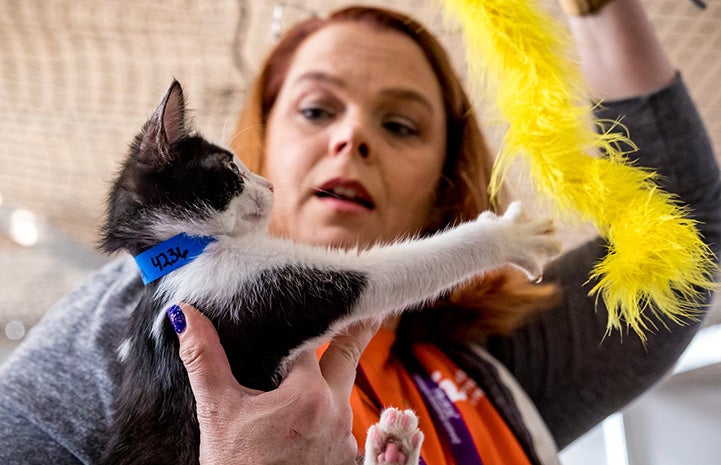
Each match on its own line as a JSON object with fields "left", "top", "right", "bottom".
{"left": 364, "top": 408, "right": 424, "bottom": 465}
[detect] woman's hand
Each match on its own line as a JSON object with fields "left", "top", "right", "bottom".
{"left": 172, "top": 303, "right": 378, "bottom": 465}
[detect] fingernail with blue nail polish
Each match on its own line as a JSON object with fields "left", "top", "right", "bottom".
{"left": 166, "top": 304, "right": 186, "bottom": 334}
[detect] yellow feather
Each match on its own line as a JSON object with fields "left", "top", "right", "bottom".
{"left": 441, "top": 0, "right": 717, "bottom": 339}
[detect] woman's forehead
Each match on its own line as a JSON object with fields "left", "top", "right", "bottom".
{"left": 285, "top": 23, "right": 443, "bottom": 102}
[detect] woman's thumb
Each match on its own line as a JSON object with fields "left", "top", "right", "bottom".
{"left": 319, "top": 319, "right": 380, "bottom": 399}
{"left": 167, "top": 303, "right": 245, "bottom": 402}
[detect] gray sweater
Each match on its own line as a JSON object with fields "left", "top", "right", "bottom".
{"left": 1, "top": 76, "right": 719, "bottom": 464}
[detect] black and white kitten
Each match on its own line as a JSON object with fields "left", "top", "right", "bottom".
{"left": 99, "top": 81, "right": 560, "bottom": 465}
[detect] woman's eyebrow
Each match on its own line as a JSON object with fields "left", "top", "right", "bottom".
{"left": 292, "top": 71, "right": 435, "bottom": 112}
{"left": 293, "top": 71, "right": 345, "bottom": 88}
{"left": 378, "top": 88, "right": 435, "bottom": 112}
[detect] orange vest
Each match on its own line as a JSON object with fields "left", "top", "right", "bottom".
{"left": 331, "top": 328, "right": 532, "bottom": 465}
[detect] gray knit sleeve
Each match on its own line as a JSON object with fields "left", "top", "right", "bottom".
{"left": 0, "top": 256, "right": 142, "bottom": 464}
{"left": 487, "top": 75, "right": 721, "bottom": 449}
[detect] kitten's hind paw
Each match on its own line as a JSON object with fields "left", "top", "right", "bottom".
{"left": 363, "top": 408, "right": 423, "bottom": 465}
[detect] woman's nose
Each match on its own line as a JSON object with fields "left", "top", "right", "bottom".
{"left": 330, "top": 122, "right": 370, "bottom": 159}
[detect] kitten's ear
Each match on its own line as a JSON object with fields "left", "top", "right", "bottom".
{"left": 139, "top": 80, "right": 188, "bottom": 165}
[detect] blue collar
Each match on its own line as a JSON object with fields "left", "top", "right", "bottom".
{"left": 133, "top": 233, "right": 216, "bottom": 285}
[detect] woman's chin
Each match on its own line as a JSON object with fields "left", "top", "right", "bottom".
{"left": 293, "top": 225, "right": 375, "bottom": 250}
{"left": 312, "top": 232, "right": 370, "bottom": 250}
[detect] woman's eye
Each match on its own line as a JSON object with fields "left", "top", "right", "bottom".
{"left": 384, "top": 118, "right": 419, "bottom": 137}
{"left": 299, "top": 106, "right": 333, "bottom": 122}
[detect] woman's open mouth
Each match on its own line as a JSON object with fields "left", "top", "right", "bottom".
{"left": 314, "top": 179, "right": 375, "bottom": 211}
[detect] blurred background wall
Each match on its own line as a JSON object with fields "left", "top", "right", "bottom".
{"left": 1, "top": 1, "right": 719, "bottom": 463}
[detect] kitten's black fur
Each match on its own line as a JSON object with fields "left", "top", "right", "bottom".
{"left": 99, "top": 81, "right": 558, "bottom": 464}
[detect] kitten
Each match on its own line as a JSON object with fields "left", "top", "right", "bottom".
{"left": 99, "top": 80, "right": 560, "bottom": 465}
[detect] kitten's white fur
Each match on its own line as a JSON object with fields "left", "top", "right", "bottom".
{"left": 140, "top": 158, "right": 560, "bottom": 465}
{"left": 149, "top": 159, "right": 560, "bottom": 382}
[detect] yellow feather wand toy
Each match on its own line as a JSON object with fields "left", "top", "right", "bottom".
{"left": 440, "top": 0, "right": 717, "bottom": 339}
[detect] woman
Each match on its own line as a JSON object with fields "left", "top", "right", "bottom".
{"left": 178, "top": 1, "right": 721, "bottom": 464}
{"left": 0, "top": 1, "right": 718, "bottom": 464}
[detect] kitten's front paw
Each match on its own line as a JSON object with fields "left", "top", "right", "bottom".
{"left": 485, "top": 201, "right": 562, "bottom": 281}
{"left": 363, "top": 408, "right": 423, "bottom": 465}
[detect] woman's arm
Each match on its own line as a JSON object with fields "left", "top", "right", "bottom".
{"left": 488, "top": 0, "right": 721, "bottom": 449}
{"left": 567, "top": 0, "right": 675, "bottom": 99}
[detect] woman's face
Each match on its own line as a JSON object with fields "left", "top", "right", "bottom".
{"left": 263, "top": 22, "right": 446, "bottom": 249}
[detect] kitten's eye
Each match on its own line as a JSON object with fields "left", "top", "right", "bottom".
{"left": 227, "top": 161, "right": 242, "bottom": 177}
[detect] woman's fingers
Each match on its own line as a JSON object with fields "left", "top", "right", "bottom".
{"left": 167, "top": 303, "right": 372, "bottom": 464}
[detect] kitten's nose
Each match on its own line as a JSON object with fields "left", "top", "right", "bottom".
{"left": 248, "top": 171, "right": 274, "bottom": 193}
